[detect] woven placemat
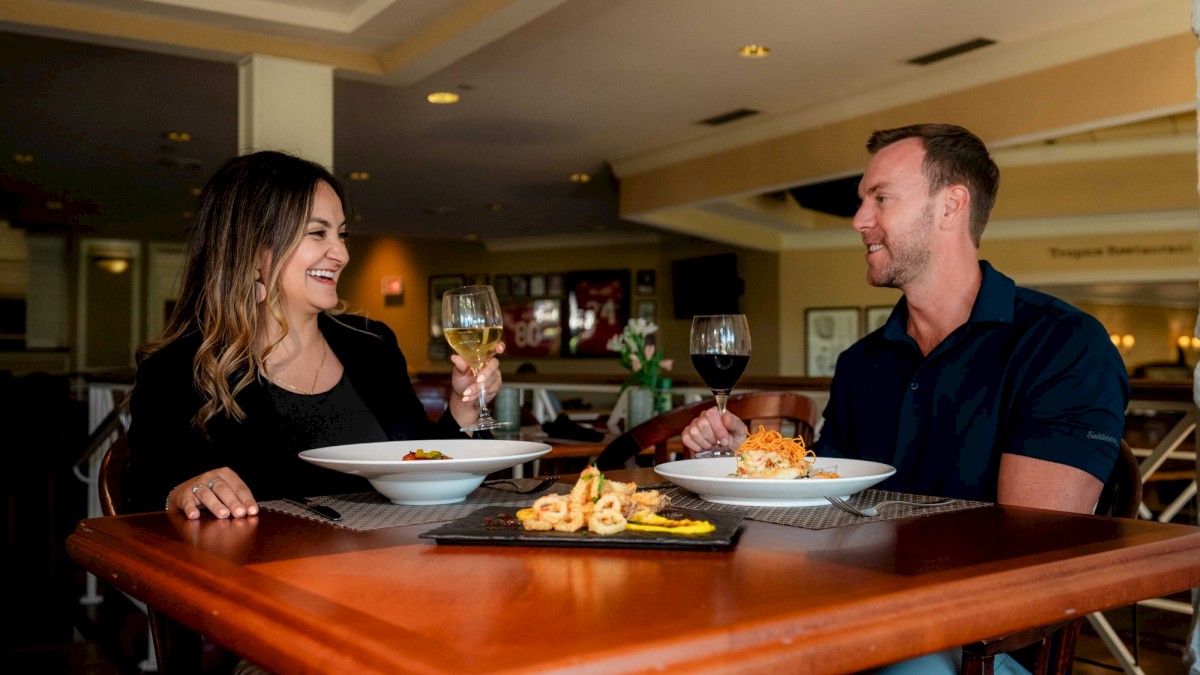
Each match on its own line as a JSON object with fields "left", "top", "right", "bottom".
{"left": 661, "top": 486, "right": 989, "bottom": 530}
{"left": 261, "top": 480, "right": 572, "bottom": 531}
{"left": 262, "top": 482, "right": 988, "bottom": 532}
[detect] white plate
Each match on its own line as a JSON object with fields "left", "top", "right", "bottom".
{"left": 299, "top": 439, "right": 551, "bottom": 505}
{"left": 654, "top": 457, "right": 896, "bottom": 507}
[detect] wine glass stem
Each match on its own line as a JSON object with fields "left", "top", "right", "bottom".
{"left": 714, "top": 393, "right": 728, "bottom": 415}
{"left": 475, "top": 370, "right": 493, "bottom": 421}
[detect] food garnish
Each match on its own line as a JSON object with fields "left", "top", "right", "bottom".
{"left": 516, "top": 466, "right": 710, "bottom": 536}
{"left": 736, "top": 426, "right": 839, "bottom": 479}
{"left": 401, "top": 449, "right": 453, "bottom": 461}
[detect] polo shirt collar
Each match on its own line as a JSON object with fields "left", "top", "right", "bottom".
{"left": 880, "top": 259, "right": 1014, "bottom": 343}
{"left": 969, "top": 260, "right": 1015, "bottom": 325}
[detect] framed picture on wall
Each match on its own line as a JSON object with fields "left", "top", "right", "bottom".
{"left": 428, "top": 274, "right": 465, "bottom": 359}
{"left": 636, "top": 269, "right": 656, "bottom": 296}
{"left": 428, "top": 275, "right": 464, "bottom": 340}
{"left": 493, "top": 274, "right": 511, "bottom": 297}
{"left": 547, "top": 273, "right": 564, "bottom": 297}
{"left": 529, "top": 274, "right": 546, "bottom": 297}
{"left": 636, "top": 299, "right": 656, "bottom": 322}
{"left": 511, "top": 275, "right": 529, "bottom": 297}
{"left": 806, "top": 307, "right": 860, "bottom": 377}
{"left": 564, "top": 269, "right": 630, "bottom": 357}
{"left": 865, "top": 306, "right": 892, "bottom": 334}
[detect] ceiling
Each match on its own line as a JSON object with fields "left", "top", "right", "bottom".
{"left": 0, "top": 0, "right": 1193, "bottom": 248}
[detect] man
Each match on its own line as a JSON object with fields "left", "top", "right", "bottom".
{"left": 682, "top": 123, "right": 1129, "bottom": 514}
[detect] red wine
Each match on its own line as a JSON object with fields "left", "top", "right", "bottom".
{"left": 691, "top": 353, "right": 749, "bottom": 393}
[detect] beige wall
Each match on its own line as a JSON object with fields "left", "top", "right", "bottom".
{"left": 338, "top": 223, "right": 1195, "bottom": 379}
{"left": 777, "top": 228, "right": 1197, "bottom": 375}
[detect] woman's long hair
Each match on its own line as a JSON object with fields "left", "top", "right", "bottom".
{"left": 139, "top": 151, "right": 348, "bottom": 431}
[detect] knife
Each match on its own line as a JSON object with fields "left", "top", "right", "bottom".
{"left": 284, "top": 497, "right": 342, "bottom": 522}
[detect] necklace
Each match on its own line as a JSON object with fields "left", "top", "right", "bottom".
{"left": 268, "top": 333, "right": 328, "bottom": 395}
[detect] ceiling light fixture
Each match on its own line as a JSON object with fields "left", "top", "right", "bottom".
{"left": 45, "top": 200, "right": 63, "bottom": 210}
{"left": 426, "top": 92, "right": 460, "bottom": 104}
{"left": 164, "top": 131, "right": 192, "bottom": 142}
{"left": 570, "top": 173, "right": 590, "bottom": 183}
{"left": 190, "top": 187, "right": 202, "bottom": 196}
{"left": 13, "top": 153, "right": 34, "bottom": 164}
{"left": 738, "top": 44, "right": 770, "bottom": 58}
{"left": 349, "top": 171, "right": 370, "bottom": 181}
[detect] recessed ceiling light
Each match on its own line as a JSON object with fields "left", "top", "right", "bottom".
{"left": 570, "top": 173, "right": 590, "bottom": 183}
{"left": 13, "top": 153, "right": 34, "bottom": 164}
{"left": 189, "top": 187, "right": 202, "bottom": 196}
{"left": 738, "top": 44, "right": 771, "bottom": 58}
{"left": 488, "top": 203, "right": 503, "bottom": 212}
{"left": 164, "top": 131, "right": 192, "bottom": 142}
{"left": 45, "top": 200, "right": 63, "bottom": 211}
{"left": 348, "top": 171, "right": 370, "bottom": 181}
{"left": 426, "top": 92, "right": 460, "bottom": 104}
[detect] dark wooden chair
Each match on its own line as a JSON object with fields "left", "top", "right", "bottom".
{"left": 596, "top": 391, "right": 818, "bottom": 470}
{"left": 99, "top": 433, "right": 205, "bottom": 674}
{"left": 413, "top": 382, "right": 451, "bottom": 421}
{"left": 961, "top": 439, "right": 1143, "bottom": 675}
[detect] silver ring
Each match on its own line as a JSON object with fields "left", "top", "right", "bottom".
{"left": 207, "top": 477, "right": 224, "bottom": 489}
{"left": 191, "top": 484, "right": 203, "bottom": 494}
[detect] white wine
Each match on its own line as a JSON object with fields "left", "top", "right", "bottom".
{"left": 444, "top": 326, "right": 503, "bottom": 370}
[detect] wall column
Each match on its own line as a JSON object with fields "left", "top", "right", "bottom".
{"left": 237, "top": 54, "right": 334, "bottom": 169}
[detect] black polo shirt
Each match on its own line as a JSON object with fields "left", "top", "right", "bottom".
{"left": 814, "top": 261, "right": 1129, "bottom": 502}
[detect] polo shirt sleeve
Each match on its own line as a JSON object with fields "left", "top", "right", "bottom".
{"left": 1002, "top": 313, "right": 1129, "bottom": 482}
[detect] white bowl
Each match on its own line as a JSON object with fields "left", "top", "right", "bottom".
{"left": 654, "top": 456, "right": 896, "bottom": 507}
{"left": 299, "top": 439, "right": 552, "bottom": 505}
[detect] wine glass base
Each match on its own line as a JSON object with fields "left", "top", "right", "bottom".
{"left": 460, "top": 419, "right": 513, "bottom": 433}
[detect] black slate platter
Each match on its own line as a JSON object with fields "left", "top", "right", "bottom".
{"left": 420, "top": 506, "right": 743, "bottom": 552}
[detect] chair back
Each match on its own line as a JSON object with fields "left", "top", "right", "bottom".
{"left": 1095, "top": 440, "right": 1141, "bottom": 519}
{"left": 98, "top": 433, "right": 131, "bottom": 517}
{"left": 597, "top": 391, "right": 817, "bottom": 469}
{"left": 962, "top": 437, "right": 1144, "bottom": 675}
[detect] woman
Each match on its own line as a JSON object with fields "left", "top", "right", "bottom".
{"left": 126, "top": 151, "right": 502, "bottom": 519}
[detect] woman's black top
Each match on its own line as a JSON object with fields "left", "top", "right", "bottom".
{"left": 126, "top": 313, "right": 463, "bottom": 512}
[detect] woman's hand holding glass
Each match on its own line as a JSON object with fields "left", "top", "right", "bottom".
{"left": 448, "top": 341, "right": 505, "bottom": 431}
{"left": 442, "top": 285, "right": 508, "bottom": 432}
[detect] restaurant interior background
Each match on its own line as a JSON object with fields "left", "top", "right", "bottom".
{"left": 1, "top": 0, "right": 1198, "bottom": 671}
{"left": 0, "top": 0, "right": 1196, "bottom": 382}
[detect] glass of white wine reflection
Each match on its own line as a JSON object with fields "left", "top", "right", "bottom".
{"left": 689, "top": 314, "right": 751, "bottom": 458}
{"left": 442, "top": 285, "right": 507, "bottom": 432}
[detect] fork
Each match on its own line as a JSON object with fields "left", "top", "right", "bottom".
{"left": 825, "top": 495, "right": 956, "bottom": 517}
{"left": 482, "top": 476, "right": 560, "bottom": 494}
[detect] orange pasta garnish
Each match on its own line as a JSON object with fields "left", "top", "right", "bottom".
{"left": 735, "top": 426, "right": 819, "bottom": 479}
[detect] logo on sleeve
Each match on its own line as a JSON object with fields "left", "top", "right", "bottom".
{"left": 1086, "top": 430, "right": 1119, "bottom": 447}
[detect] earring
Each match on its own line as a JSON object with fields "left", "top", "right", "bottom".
{"left": 253, "top": 270, "right": 267, "bottom": 303}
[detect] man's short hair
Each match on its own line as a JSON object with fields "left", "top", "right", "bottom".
{"left": 866, "top": 124, "right": 999, "bottom": 246}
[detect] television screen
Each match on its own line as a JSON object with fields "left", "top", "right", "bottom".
{"left": 671, "top": 254, "right": 743, "bottom": 319}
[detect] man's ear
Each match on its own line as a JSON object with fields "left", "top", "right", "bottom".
{"left": 940, "top": 184, "right": 970, "bottom": 230}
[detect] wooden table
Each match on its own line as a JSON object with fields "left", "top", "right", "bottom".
{"left": 67, "top": 469, "right": 1200, "bottom": 674}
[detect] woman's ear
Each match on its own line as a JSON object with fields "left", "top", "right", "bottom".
{"left": 255, "top": 250, "right": 271, "bottom": 303}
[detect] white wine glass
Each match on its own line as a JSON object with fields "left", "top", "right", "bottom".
{"left": 442, "top": 285, "right": 507, "bottom": 432}
{"left": 689, "top": 314, "right": 751, "bottom": 458}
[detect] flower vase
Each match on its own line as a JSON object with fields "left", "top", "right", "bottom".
{"left": 627, "top": 387, "right": 656, "bottom": 430}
